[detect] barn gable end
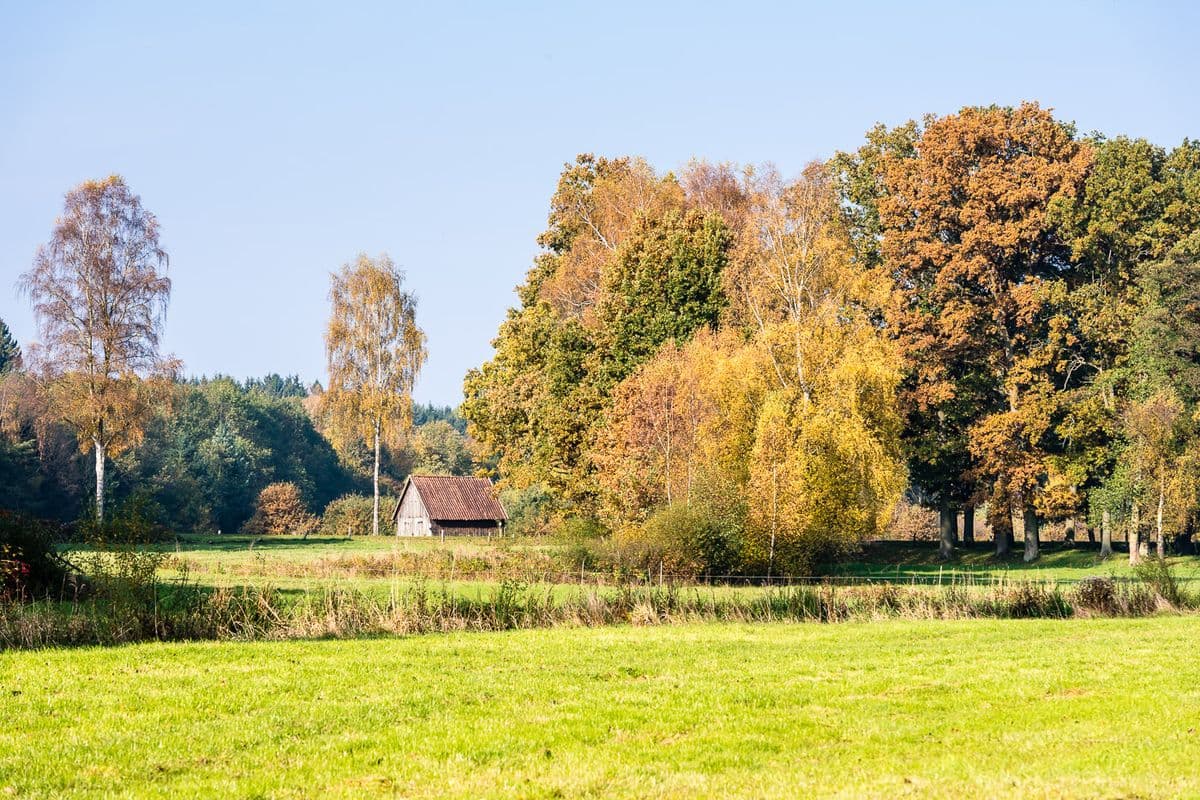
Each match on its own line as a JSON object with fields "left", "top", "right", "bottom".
{"left": 393, "top": 479, "right": 431, "bottom": 537}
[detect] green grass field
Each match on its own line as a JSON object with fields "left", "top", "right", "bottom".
{"left": 4, "top": 618, "right": 1198, "bottom": 798}
{"left": 63, "top": 533, "right": 1200, "bottom": 593}
{"left": 49, "top": 535, "right": 1180, "bottom": 619}
{"left": 835, "top": 541, "right": 1200, "bottom": 581}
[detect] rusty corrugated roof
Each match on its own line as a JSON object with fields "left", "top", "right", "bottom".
{"left": 400, "top": 475, "right": 507, "bottom": 522}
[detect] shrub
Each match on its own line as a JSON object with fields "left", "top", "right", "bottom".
{"left": 1075, "top": 576, "right": 1117, "bottom": 614}
{"left": 556, "top": 516, "right": 611, "bottom": 571}
{"left": 1133, "top": 557, "right": 1185, "bottom": 608}
{"left": 320, "top": 494, "right": 378, "bottom": 537}
{"left": 242, "top": 482, "right": 317, "bottom": 536}
{"left": 501, "top": 485, "right": 556, "bottom": 536}
{"left": 0, "top": 511, "right": 72, "bottom": 599}
{"left": 614, "top": 504, "right": 743, "bottom": 579}
{"left": 558, "top": 516, "right": 608, "bottom": 542}
{"left": 884, "top": 501, "right": 939, "bottom": 542}
{"left": 63, "top": 495, "right": 174, "bottom": 631}
{"left": 996, "top": 582, "right": 1071, "bottom": 619}
{"left": 78, "top": 493, "right": 171, "bottom": 546}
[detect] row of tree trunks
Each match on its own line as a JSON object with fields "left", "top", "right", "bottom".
{"left": 937, "top": 505, "right": 978, "bottom": 559}
{"left": 939, "top": 503, "right": 1176, "bottom": 562}
{"left": 1062, "top": 517, "right": 1094, "bottom": 544}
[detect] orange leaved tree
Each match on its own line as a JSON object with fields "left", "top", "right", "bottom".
{"left": 878, "top": 103, "right": 1092, "bottom": 560}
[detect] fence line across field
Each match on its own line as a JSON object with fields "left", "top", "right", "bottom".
{"left": 415, "top": 569, "right": 1194, "bottom": 587}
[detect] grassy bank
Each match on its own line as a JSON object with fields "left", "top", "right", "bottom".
{"left": 3, "top": 618, "right": 1198, "bottom": 798}
{"left": 1, "top": 567, "right": 1185, "bottom": 649}
{"left": 10, "top": 534, "right": 1188, "bottom": 649}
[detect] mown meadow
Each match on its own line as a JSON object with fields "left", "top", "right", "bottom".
{"left": 5, "top": 618, "right": 1199, "bottom": 799}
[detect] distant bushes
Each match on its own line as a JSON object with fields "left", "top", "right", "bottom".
{"left": 319, "top": 494, "right": 378, "bottom": 537}
{"left": 0, "top": 511, "right": 72, "bottom": 599}
{"left": 241, "top": 482, "right": 317, "bottom": 536}
{"left": 609, "top": 505, "right": 743, "bottom": 578}
{"left": 883, "top": 501, "right": 940, "bottom": 542}
{"left": 1133, "top": 557, "right": 1183, "bottom": 607}
{"left": 77, "top": 493, "right": 171, "bottom": 545}
{"left": 501, "top": 485, "right": 555, "bottom": 537}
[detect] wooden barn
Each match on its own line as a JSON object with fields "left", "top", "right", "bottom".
{"left": 391, "top": 474, "right": 508, "bottom": 538}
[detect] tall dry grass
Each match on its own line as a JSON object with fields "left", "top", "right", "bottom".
{"left": 1, "top": 571, "right": 1190, "bottom": 650}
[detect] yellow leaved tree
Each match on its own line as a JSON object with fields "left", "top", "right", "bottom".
{"left": 724, "top": 162, "right": 904, "bottom": 573}
{"left": 596, "top": 162, "right": 906, "bottom": 574}
{"left": 325, "top": 254, "right": 426, "bottom": 535}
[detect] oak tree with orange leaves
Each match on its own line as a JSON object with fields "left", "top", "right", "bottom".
{"left": 878, "top": 103, "right": 1092, "bottom": 560}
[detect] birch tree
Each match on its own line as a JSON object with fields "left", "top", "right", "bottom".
{"left": 325, "top": 254, "right": 426, "bottom": 535}
{"left": 19, "top": 176, "right": 171, "bottom": 522}
{"left": 1124, "top": 389, "right": 1189, "bottom": 560}
{"left": 728, "top": 163, "right": 906, "bottom": 572}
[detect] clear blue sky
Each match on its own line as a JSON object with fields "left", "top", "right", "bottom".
{"left": 2, "top": 1, "right": 1197, "bottom": 405}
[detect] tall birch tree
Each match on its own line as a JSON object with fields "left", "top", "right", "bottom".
{"left": 19, "top": 176, "right": 171, "bottom": 522}
{"left": 325, "top": 254, "right": 426, "bottom": 535}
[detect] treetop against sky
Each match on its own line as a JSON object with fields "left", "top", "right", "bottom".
{"left": 1, "top": 1, "right": 1198, "bottom": 404}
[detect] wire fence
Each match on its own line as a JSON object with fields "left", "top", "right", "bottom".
{"left": 426, "top": 568, "right": 1199, "bottom": 588}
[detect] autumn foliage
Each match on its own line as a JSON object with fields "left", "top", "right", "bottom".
{"left": 8, "top": 102, "right": 1199, "bottom": 572}
{"left": 466, "top": 101, "right": 1200, "bottom": 569}
{"left": 242, "top": 482, "right": 317, "bottom": 537}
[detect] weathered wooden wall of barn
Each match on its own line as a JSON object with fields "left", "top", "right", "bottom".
{"left": 395, "top": 486, "right": 431, "bottom": 536}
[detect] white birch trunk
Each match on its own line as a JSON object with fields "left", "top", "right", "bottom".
{"left": 372, "top": 422, "right": 381, "bottom": 537}
{"left": 94, "top": 439, "right": 106, "bottom": 523}
{"left": 1129, "top": 504, "right": 1140, "bottom": 565}
{"left": 1157, "top": 478, "right": 1166, "bottom": 559}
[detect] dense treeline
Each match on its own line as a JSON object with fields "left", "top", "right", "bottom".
{"left": 1, "top": 176, "right": 479, "bottom": 546}
{"left": 464, "top": 102, "right": 1200, "bottom": 571}
{"left": 0, "top": 364, "right": 477, "bottom": 531}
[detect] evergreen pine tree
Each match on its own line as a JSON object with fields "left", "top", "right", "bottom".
{"left": 0, "top": 317, "right": 20, "bottom": 373}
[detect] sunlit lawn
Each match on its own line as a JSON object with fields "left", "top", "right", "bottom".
{"left": 4, "top": 618, "right": 1199, "bottom": 798}
{"left": 158, "top": 531, "right": 555, "bottom": 564}
{"left": 60, "top": 534, "right": 1200, "bottom": 597}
